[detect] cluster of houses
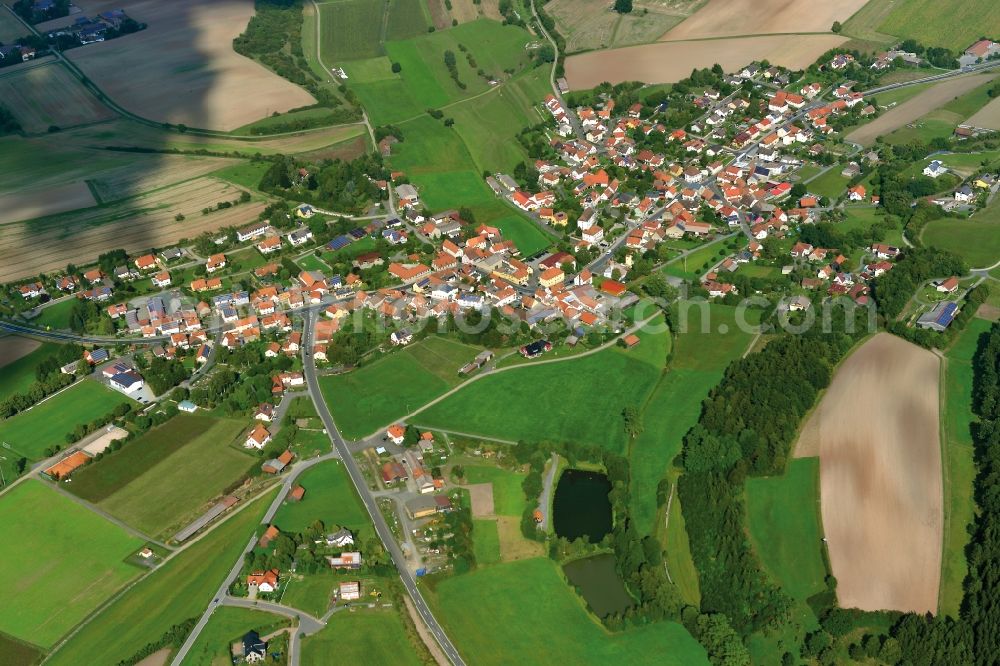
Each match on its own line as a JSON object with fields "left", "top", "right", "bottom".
{"left": 44, "top": 8, "right": 133, "bottom": 45}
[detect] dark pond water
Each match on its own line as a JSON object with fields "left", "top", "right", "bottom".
{"left": 552, "top": 468, "right": 612, "bottom": 542}
{"left": 563, "top": 553, "right": 635, "bottom": 618}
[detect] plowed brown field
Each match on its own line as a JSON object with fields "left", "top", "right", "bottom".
{"left": 796, "top": 333, "right": 942, "bottom": 614}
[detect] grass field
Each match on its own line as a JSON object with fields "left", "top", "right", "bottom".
{"left": 922, "top": 211, "right": 1000, "bottom": 269}
{"left": 629, "top": 304, "right": 756, "bottom": 533}
{"left": 386, "top": 0, "right": 431, "bottom": 40}
{"left": 273, "top": 459, "right": 368, "bottom": 532}
{"left": 319, "top": 0, "right": 385, "bottom": 62}
{"left": 463, "top": 465, "right": 527, "bottom": 516}
{"left": 31, "top": 298, "right": 77, "bottom": 330}
{"left": 938, "top": 317, "right": 993, "bottom": 616}
{"left": 877, "top": 0, "right": 1000, "bottom": 52}
{"left": 46, "top": 487, "right": 277, "bottom": 666}
{"left": 0, "top": 380, "right": 129, "bottom": 461}
{"left": 72, "top": 415, "right": 255, "bottom": 537}
{"left": 0, "top": 632, "right": 42, "bottom": 666}
{"left": 301, "top": 607, "right": 424, "bottom": 666}
{"left": 417, "top": 316, "right": 670, "bottom": 452}
{"left": 473, "top": 518, "right": 502, "bottom": 565}
{"left": 662, "top": 491, "right": 700, "bottom": 606}
{"left": 0, "top": 341, "right": 57, "bottom": 403}
{"left": 807, "top": 168, "right": 851, "bottom": 200}
{"left": 745, "top": 458, "right": 828, "bottom": 602}
{"left": 181, "top": 606, "right": 289, "bottom": 666}
{"left": 840, "top": 207, "right": 906, "bottom": 247}
{"left": 320, "top": 337, "right": 482, "bottom": 438}
{"left": 428, "top": 557, "right": 708, "bottom": 664}
{"left": 0, "top": 480, "right": 144, "bottom": 648}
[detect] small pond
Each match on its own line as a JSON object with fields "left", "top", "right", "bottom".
{"left": 552, "top": 468, "right": 612, "bottom": 542}
{"left": 563, "top": 553, "right": 634, "bottom": 618}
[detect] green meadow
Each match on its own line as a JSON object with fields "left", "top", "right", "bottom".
{"left": 0, "top": 480, "right": 144, "bottom": 648}
{"left": 417, "top": 316, "right": 670, "bottom": 452}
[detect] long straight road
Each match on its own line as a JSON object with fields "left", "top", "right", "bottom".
{"left": 301, "top": 309, "right": 465, "bottom": 666}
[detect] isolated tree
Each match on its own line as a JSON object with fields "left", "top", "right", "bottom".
{"left": 391, "top": 61, "right": 401, "bottom": 73}
{"left": 831, "top": 21, "right": 842, "bottom": 33}
{"left": 614, "top": 0, "right": 632, "bottom": 13}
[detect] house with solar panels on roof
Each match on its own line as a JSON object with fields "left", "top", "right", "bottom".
{"left": 916, "top": 301, "right": 959, "bottom": 332}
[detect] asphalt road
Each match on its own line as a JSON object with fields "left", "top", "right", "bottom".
{"left": 302, "top": 309, "right": 466, "bottom": 666}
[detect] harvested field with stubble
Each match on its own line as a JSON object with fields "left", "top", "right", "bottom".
{"left": 0, "top": 61, "right": 115, "bottom": 133}
{"left": 548, "top": 0, "right": 689, "bottom": 53}
{"left": 660, "top": 0, "right": 868, "bottom": 40}
{"left": 565, "top": 34, "right": 847, "bottom": 89}
{"left": 0, "top": 178, "right": 264, "bottom": 282}
{"left": 64, "top": 0, "right": 315, "bottom": 130}
{"left": 847, "top": 74, "right": 996, "bottom": 145}
{"left": 0, "top": 181, "right": 96, "bottom": 225}
{"left": 796, "top": 333, "right": 942, "bottom": 614}
{"left": 966, "top": 96, "right": 1000, "bottom": 131}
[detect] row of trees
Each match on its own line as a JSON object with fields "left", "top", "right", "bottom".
{"left": 0, "top": 344, "right": 82, "bottom": 419}
{"left": 871, "top": 246, "right": 967, "bottom": 319}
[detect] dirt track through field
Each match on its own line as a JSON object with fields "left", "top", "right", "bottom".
{"left": 796, "top": 333, "right": 942, "bottom": 614}
{"left": 659, "top": 0, "right": 868, "bottom": 40}
{"left": 847, "top": 74, "right": 996, "bottom": 145}
{"left": 565, "top": 34, "right": 847, "bottom": 89}
{"left": 61, "top": 0, "right": 315, "bottom": 130}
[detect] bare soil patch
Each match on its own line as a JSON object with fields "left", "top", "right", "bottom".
{"left": 798, "top": 333, "right": 942, "bottom": 614}
{"left": 0, "top": 62, "right": 115, "bottom": 133}
{"left": 0, "top": 336, "right": 41, "bottom": 370}
{"left": 464, "top": 483, "right": 495, "bottom": 517}
{"left": 478, "top": 0, "right": 503, "bottom": 21}
{"left": 133, "top": 647, "right": 171, "bottom": 666}
{"left": 847, "top": 74, "right": 995, "bottom": 145}
{"left": 63, "top": 0, "right": 316, "bottom": 130}
{"left": 297, "top": 135, "right": 369, "bottom": 163}
{"left": 565, "top": 34, "right": 847, "bottom": 89}
{"left": 0, "top": 177, "right": 264, "bottom": 282}
{"left": 0, "top": 181, "right": 96, "bottom": 225}
{"left": 976, "top": 303, "right": 1000, "bottom": 322}
{"left": 427, "top": 0, "right": 451, "bottom": 30}
{"left": 660, "top": 0, "right": 869, "bottom": 40}
{"left": 449, "top": 0, "right": 480, "bottom": 24}
{"left": 496, "top": 516, "right": 545, "bottom": 561}
{"left": 965, "top": 95, "right": 1000, "bottom": 131}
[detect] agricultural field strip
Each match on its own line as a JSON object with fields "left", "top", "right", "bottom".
{"left": 0, "top": 178, "right": 265, "bottom": 282}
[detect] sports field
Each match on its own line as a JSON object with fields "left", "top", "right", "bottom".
{"left": 72, "top": 414, "right": 255, "bottom": 536}
{"left": 428, "top": 557, "right": 708, "bottom": 664}
{"left": 0, "top": 380, "right": 130, "bottom": 460}
{"left": 796, "top": 333, "right": 942, "bottom": 613}
{"left": 181, "top": 606, "right": 289, "bottom": 666}
{"left": 273, "top": 459, "right": 368, "bottom": 532}
{"left": 46, "top": 487, "right": 277, "bottom": 666}
{"left": 417, "top": 317, "right": 670, "bottom": 452}
{"left": 301, "top": 608, "right": 425, "bottom": 666}
{"left": 629, "top": 304, "right": 756, "bottom": 533}
{"left": 0, "top": 480, "right": 144, "bottom": 648}
{"left": 922, "top": 206, "right": 1000, "bottom": 269}
{"left": 320, "top": 337, "right": 481, "bottom": 438}
{"left": 0, "top": 338, "right": 51, "bottom": 402}
{"left": 745, "top": 458, "right": 828, "bottom": 602}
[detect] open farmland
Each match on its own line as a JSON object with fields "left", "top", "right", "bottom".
{"left": 876, "top": 0, "right": 1000, "bottom": 52}
{"left": 796, "top": 333, "right": 942, "bottom": 613}
{"left": 319, "top": 337, "right": 482, "bottom": 438}
{"left": 75, "top": 415, "right": 255, "bottom": 537}
{"left": 0, "top": 6, "right": 29, "bottom": 42}
{"left": 547, "top": 0, "right": 691, "bottom": 53}
{"left": 386, "top": 0, "right": 431, "bottom": 40}
{"left": 0, "top": 182, "right": 97, "bottom": 225}
{"left": 659, "top": 0, "right": 868, "bottom": 40}
{"left": 564, "top": 34, "right": 847, "bottom": 89}
{"left": 63, "top": 0, "right": 315, "bottom": 130}
{"left": 416, "top": 317, "right": 670, "bottom": 452}
{"left": 846, "top": 74, "right": 995, "bottom": 146}
{"left": 45, "top": 488, "right": 276, "bottom": 666}
{"left": 966, "top": 96, "right": 1000, "bottom": 131}
{"left": 0, "top": 338, "right": 52, "bottom": 402}
{"left": 921, "top": 209, "right": 1000, "bottom": 269}
{"left": 0, "top": 480, "right": 144, "bottom": 648}
{"left": 0, "top": 380, "right": 129, "bottom": 461}
{"left": 302, "top": 608, "right": 424, "bottom": 666}
{"left": 427, "top": 557, "right": 708, "bottom": 665}
{"left": 319, "top": 0, "right": 386, "bottom": 62}
{"left": 0, "top": 61, "right": 115, "bottom": 133}
{"left": 0, "top": 177, "right": 264, "bottom": 283}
